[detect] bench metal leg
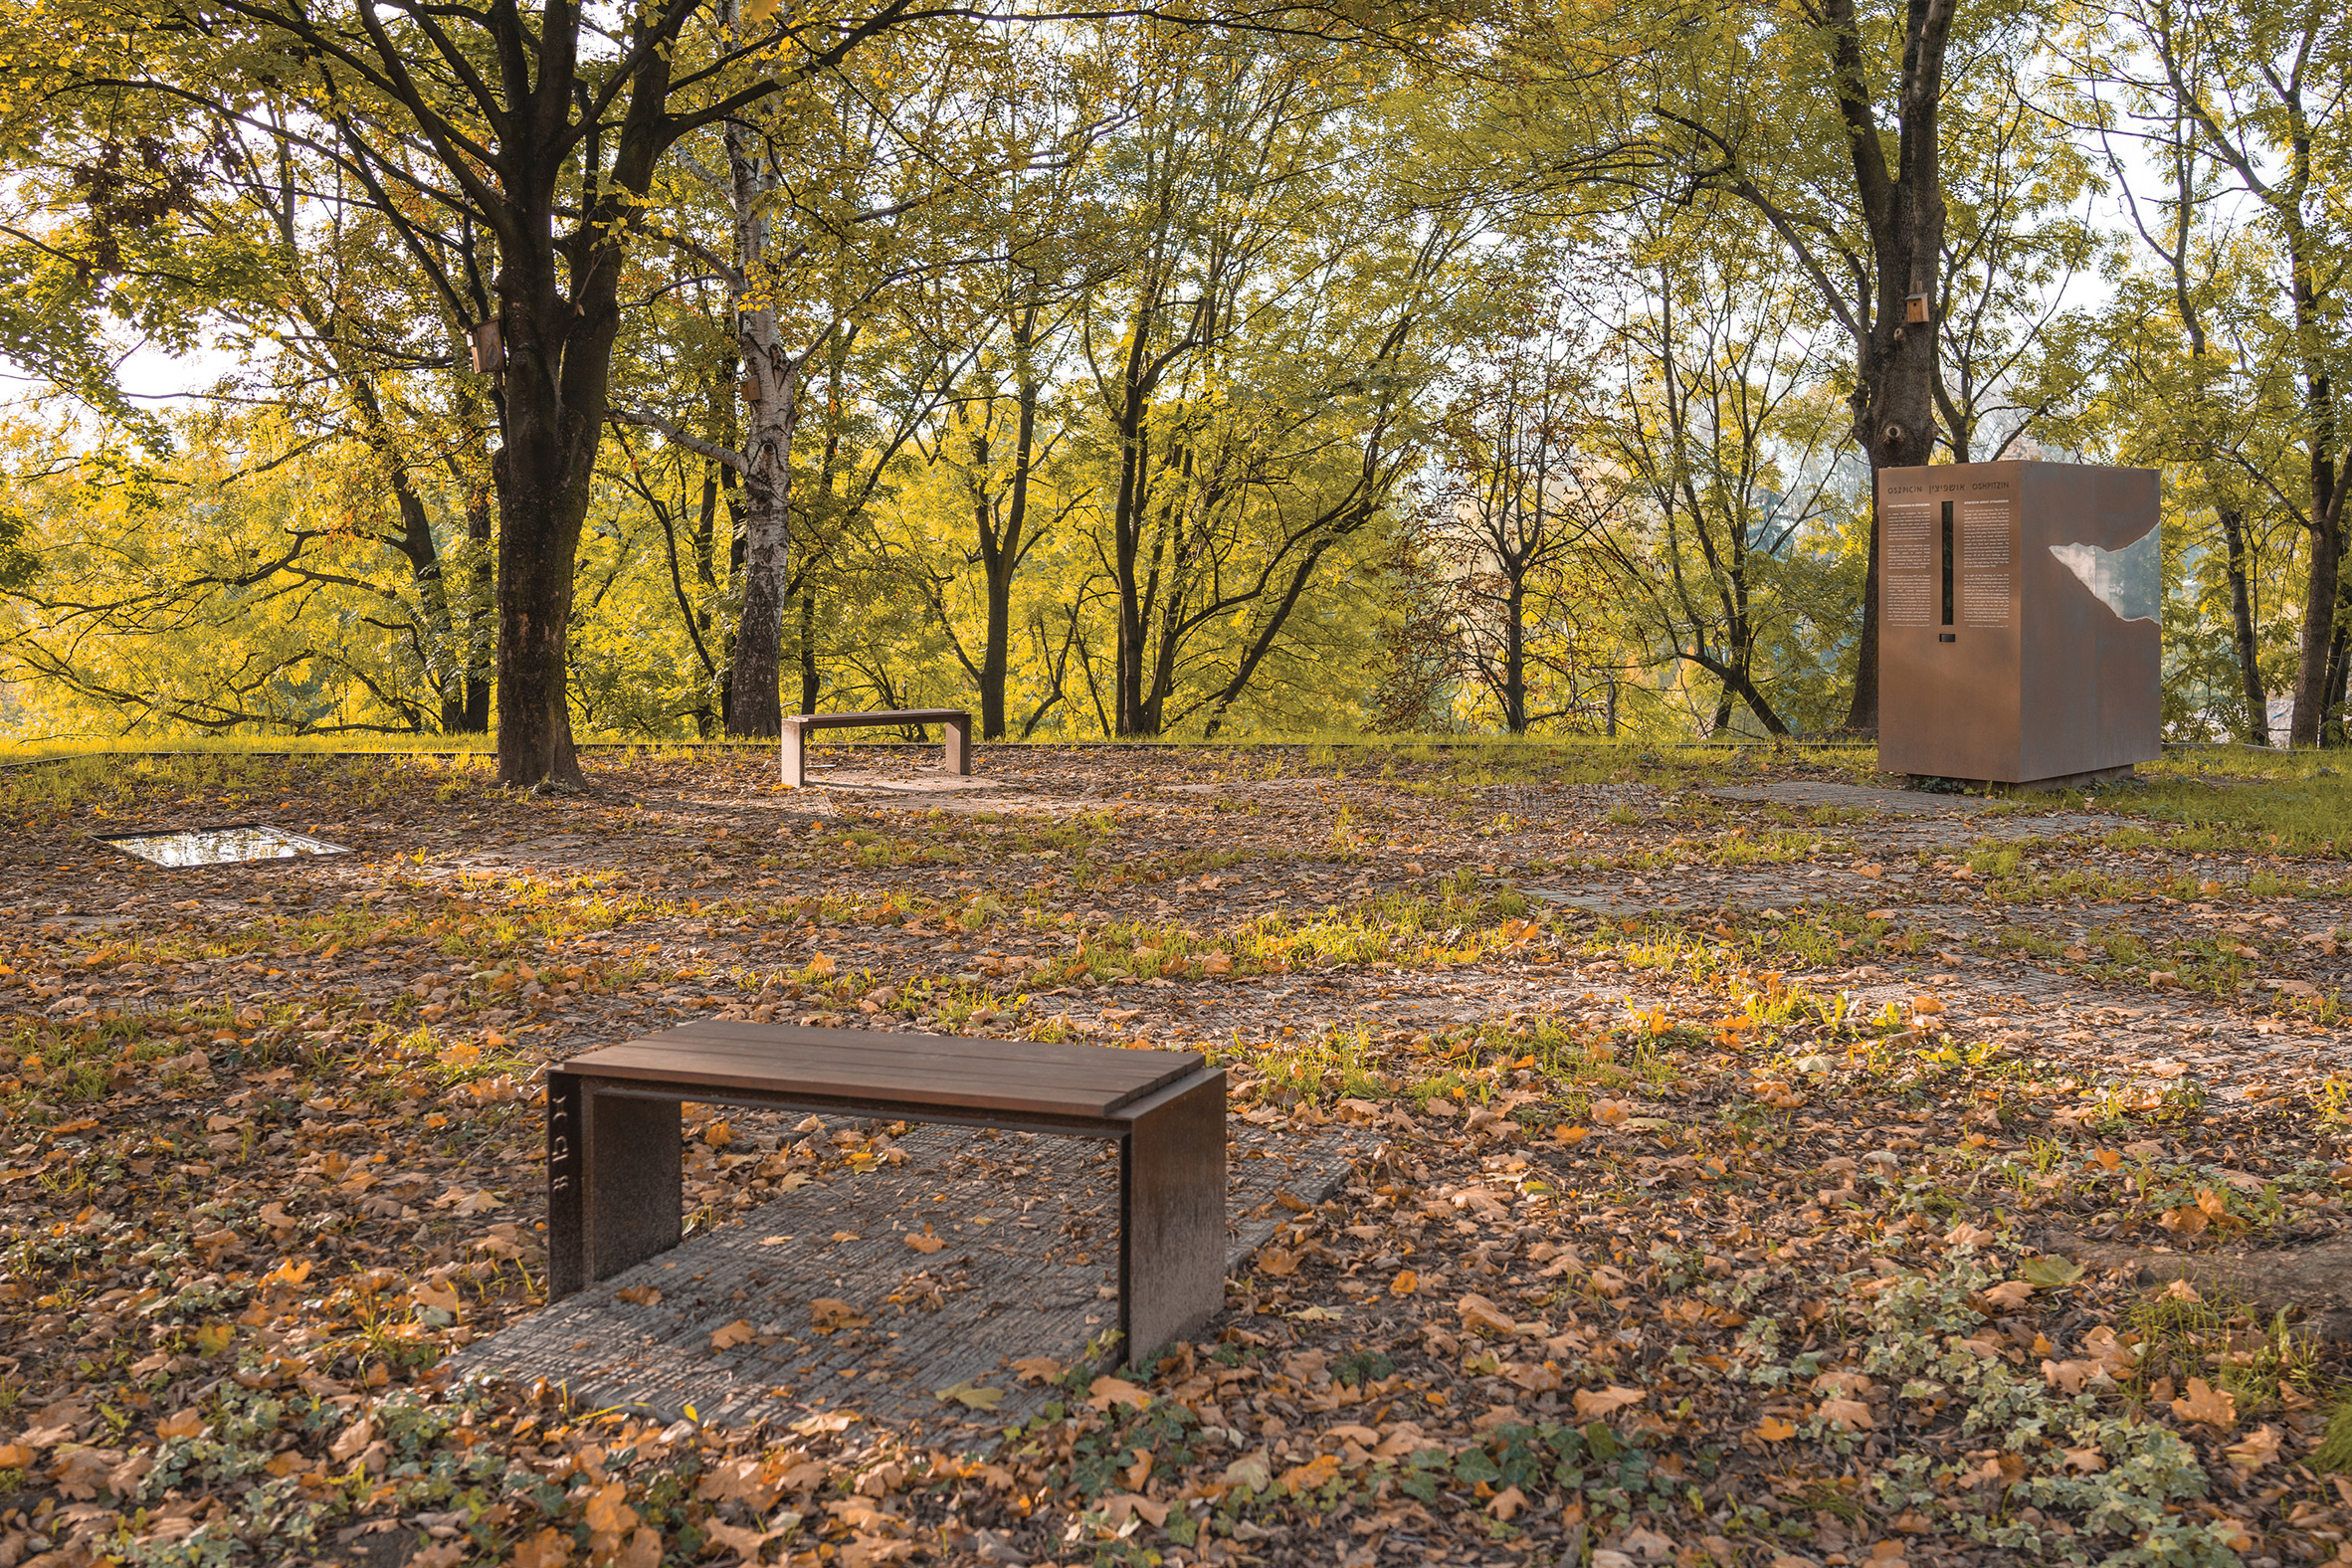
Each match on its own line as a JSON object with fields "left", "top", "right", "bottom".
{"left": 546, "top": 1071, "right": 585, "bottom": 1297}
{"left": 780, "top": 723, "right": 806, "bottom": 788}
{"left": 571, "top": 1086, "right": 682, "bottom": 1291}
{"left": 942, "top": 713, "right": 971, "bottom": 775}
{"left": 1118, "top": 1070, "right": 1227, "bottom": 1368}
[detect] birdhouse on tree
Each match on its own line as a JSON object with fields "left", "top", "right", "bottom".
{"left": 470, "top": 319, "right": 503, "bottom": 375}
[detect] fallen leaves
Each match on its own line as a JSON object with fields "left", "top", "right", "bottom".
{"left": 1818, "top": 1397, "right": 1873, "bottom": 1431}
{"left": 1085, "top": 1376, "right": 1150, "bottom": 1413}
{"left": 2226, "top": 1424, "right": 2280, "bottom": 1473}
{"left": 708, "top": 1319, "right": 756, "bottom": 1350}
{"left": 809, "top": 1298, "right": 868, "bottom": 1331}
{"left": 1457, "top": 1293, "right": 1517, "bottom": 1337}
{"left": 2017, "top": 1255, "right": 2085, "bottom": 1286}
{"left": 1277, "top": 1453, "right": 1339, "bottom": 1493}
{"left": 1572, "top": 1386, "right": 1647, "bottom": 1420}
{"left": 3, "top": 747, "right": 2342, "bottom": 1568}
{"left": 1978, "top": 1278, "right": 2036, "bottom": 1310}
{"left": 934, "top": 1381, "right": 1003, "bottom": 1411}
{"left": 2171, "top": 1377, "right": 2238, "bottom": 1430}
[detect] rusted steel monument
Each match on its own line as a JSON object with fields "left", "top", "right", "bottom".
{"left": 1877, "top": 461, "right": 2161, "bottom": 787}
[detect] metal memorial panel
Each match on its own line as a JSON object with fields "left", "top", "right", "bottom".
{"left": 1877, "top": 462, "right": 2160, "bottom": 786}
{"left": 91, "top": 824, "right": 351, "bottom": 867}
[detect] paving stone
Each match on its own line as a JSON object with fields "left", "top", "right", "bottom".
{"left": 452, "top": 1119, "right": 1374, "bottom": 1436}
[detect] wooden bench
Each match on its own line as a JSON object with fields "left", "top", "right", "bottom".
{"left": 780, "top": 707, "right": 971, "bottom": 787}
{"left": 547, "top": 1023, "right": 1226, "bottom": 1366}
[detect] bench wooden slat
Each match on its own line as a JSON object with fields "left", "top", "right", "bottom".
{"left": 647, "top": 1019, "right": 1196, "bottom": 1078}
{"left": 597, "top": 1019, "right": 1198, "bottom": 1080}
{"left": 570, "top": 1046, "right": 1180, "bottom": 1114}
{"left": 561, "top": 1023, "right": 1201, "bottom": 1119}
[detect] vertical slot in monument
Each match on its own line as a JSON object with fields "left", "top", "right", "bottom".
{"left": 1876, "top": 462, "right": 2158, "bottom": 786}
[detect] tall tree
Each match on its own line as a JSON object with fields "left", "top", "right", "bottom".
{"left": 1428, "top": 281, "right": 1611, "bottom": 733}
{"left": 74, "top": 0, "right": 953, "bottom": 781}
{"left": 1658, "top": 0, "right": 1997, "bottom": 733}
{"left": 1586, "top": 205, "right": 1853, "bottom": 737}
{"left": 2074, "top": 0, "right": 2351, "bottom": 745}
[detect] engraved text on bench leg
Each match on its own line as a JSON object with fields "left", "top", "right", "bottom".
{"left": 582, "top": 1088, "right": 684, "bottom": 1284}
{"left": 547, "top": 1070, "right": 586, "bottom": 1298}
{"left": 1119, "top": 1070, "right": 1227, "bottom": 1367}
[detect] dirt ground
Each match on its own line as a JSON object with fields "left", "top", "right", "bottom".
{"left": 2, "top": 740, "right": 2350, "bottom": 1568}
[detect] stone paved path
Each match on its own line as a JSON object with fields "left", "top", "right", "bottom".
{"left": 454, "top": 1119, "right": 1372, "bottom": 1435}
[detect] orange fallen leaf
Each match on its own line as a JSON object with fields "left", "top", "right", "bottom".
{"left": 155, "top": 1410, "right": 204, "bottom": 1440}
{"left": 2226, "top": 1424, "right": 2279, "bottom": 1473}
{"left": 1011, "top": 1356, "right": 1064, "bottom": 1385}
{"left": 1087, "top": 1376, "right": 1151, "bottom": 1412}
{"left": 1573, "top": 1385, "right": 1646, "bottom": 1420}
{"left": 2172, "top": 1377, "right": 2236, "bottom": 1429}
{"left": 810, "top": 1299, "right": 867, "bottom": 1330}
{"left": 709, "top": 1319, "right": 756, "bottom": 1350}
{"left": 507, "top": 1526, "right": 571, "bottom": 1568}
{"left": 904, "top": 1230, "right": 945, "bottom": 1255}
{"left": 616, "top": 1285, "right": 663, "bottom": 1306}
{"left": 1389, "top": 1270, "right": 1418, "bottom": 1296}
{"left": 1756, "top": 1416, "right": 1797, "bottom": 1442}
{"left": 1278, "top": 1453, "right": 1340, "bottom": 1493}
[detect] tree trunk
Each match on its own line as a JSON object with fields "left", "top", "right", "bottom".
{"left": 2288, "top": 455, "right": 2342, "bottom": 747}
{"left": 981, "top": 551, "right": 1014, "bottom": 740}
{"left": 485, "top": 66, "right": 678, "bottom": 787}
{"left": 977, "top": 328, "right": 1042, "bottom": 741}
{"left": 727, "top": 367, "right": 796, "bottom": 737}
{"left": 490, "top": 197, "right": 640, "bottom": 788}
{"left": 491, "top": 376, "right": 589, "bottom": 787}
{"left": 2219, "top": 507, "right": 2266, "bottom": 744}
{"left": 2326, "top": 600, "right": 2351, "bottom": 746}
{"left": 798, "top": 590, "right": 820, "bottom": 714}
{"left": 1821, "top": 0, "right": 1956, "bottom": 734}
{"left": 1503, "top": 578, "right": 1527, "bottom": 733}
{"left": 722, "top": 99, "right": 795, "bottom": 740}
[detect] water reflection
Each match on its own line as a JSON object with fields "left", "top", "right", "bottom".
{"left": 96, "top": 824, "right": 349, "bottom": 867}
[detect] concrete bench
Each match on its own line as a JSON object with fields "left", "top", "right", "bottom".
{"left": 546, "top": 1023, "right": 1226, "bottom": 1366}
{"left": 780, "top": 707, "right": 970, "bottom": 787}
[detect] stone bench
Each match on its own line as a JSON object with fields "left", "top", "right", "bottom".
{"left": 546, "top": 1023, "right": 1227, "bottom": 1365}
{"left": 780, "top": 708, "right": 970, "bottom": 787}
